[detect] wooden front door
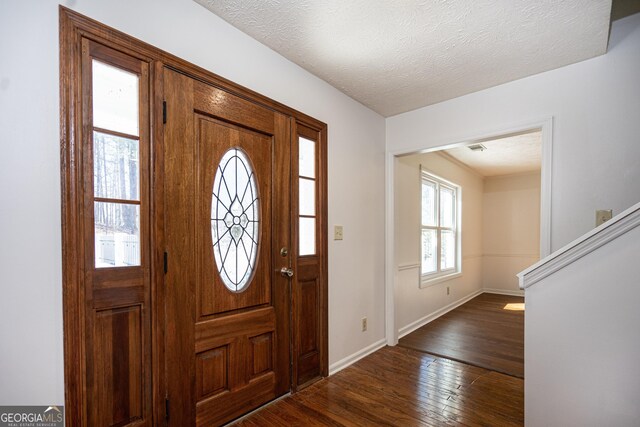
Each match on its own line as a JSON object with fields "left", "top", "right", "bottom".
{"left": 163, "top": 69, "right": 292, "bottom": 426}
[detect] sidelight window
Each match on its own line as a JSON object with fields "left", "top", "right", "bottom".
{"left": 92, "top": 60, "right": 141, "bottom": 268}
{"left": 298, "top": 136, "right": 316, "bottom": 256}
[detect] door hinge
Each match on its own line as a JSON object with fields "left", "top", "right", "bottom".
{"left": 163, "top": 251, "right": 168, "bottom": 274}
{"left": 162, "top": 101, "right": 167, "bottom": 124}
{"left": 165, "top": 398, "right": 170, "bottom": 420}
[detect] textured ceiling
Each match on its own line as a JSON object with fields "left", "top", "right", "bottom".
{"left": 194, "top": 0, "right": 612, "bottom": 117}
{"left": 443, "top": 131, "right": 542, "bottom": 177}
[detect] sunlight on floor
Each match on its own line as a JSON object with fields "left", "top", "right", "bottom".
{"left": 503, "top": 303, "right": 525, "bottom": 311}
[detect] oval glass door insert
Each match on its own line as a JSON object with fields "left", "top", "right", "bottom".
{"left": 211, "top": 147, "right": 260, "bottom": 292}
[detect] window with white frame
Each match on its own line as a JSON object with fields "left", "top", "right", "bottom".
{"left": 421, "top": 169, "right": 460, "bottom": 280}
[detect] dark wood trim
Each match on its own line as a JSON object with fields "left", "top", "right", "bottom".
{"left": 60, "top": 8, "right": 86, "bottom": 425}
{"left": 60, "top": 5, "right": 328, "bottom": 426}
{"left": 94, "top": 197, "right": 141, "bottom": 205}
{"left": 150, "top": 60, "right": 166, "bottom": 427}
{"left": 318, "top": 123, "right": 329, "bottom": 379}
{"left": 59, "top": 6, "right": 324, "bottom": 128}
{"left": 92, "top": 126, "right": 140, "bottom": 141}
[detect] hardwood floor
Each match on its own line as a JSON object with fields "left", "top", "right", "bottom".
{"left": 399, "top": 293, "right": 524, "bottom": 378}
{"left": 232, "top": 345, "right": 523, "bottom": 426}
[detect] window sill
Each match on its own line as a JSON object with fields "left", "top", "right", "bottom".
{"left": 420, "top": 271, "right": 462, "bottom": 289}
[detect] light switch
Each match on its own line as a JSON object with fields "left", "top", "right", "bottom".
{"left": 596, "top": 209, "right": 613, "bottom": 227}
{"left": 334, "top": 225, "right": 343, "bottom": 240}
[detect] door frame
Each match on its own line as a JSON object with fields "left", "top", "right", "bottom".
{"left": 60, "top": 7, "right": 328, "bottom": 426}
{"left": 384, "top": 117, "right": 553, "bottom": 345}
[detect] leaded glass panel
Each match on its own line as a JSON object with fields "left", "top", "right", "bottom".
{"left": 211, "top": 148, "right": 260, "bottom": 292}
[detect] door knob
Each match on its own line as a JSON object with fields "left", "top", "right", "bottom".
{"left": 280, "top": 267, "right": 294, "bottom": 278}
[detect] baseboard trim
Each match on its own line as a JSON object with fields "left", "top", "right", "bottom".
{"left": 328, "top": 338, "right": 387, "bottom": 375}
{"left": 483, "top": 288, "right": 525, "bottom": 297}
{"left": 327, "top": 288, "right": 523, "bottom": 378}
{"left": 398, "top": 289, "right": 484, "bottom": 339}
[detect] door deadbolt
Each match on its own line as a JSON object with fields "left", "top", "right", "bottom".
{"left": 280, "top": 247, "right": 288, "bottom": 257}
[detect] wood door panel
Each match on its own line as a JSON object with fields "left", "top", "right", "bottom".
{"left": 91, "top": 271, "right": 147, "bottom": 310}
{"left": 91, "top": 271, "right": 145, "bottom": 309}
{"left": 297, "top": 352, "right": 320, "bottom": 386}
{"left": 164, "top": 70, "right": 197, "bottom": 425}
{"left": 249, "top": 333, "right": 273, "bottom": 378}
{"left": 93, "top": 285, "right": 145, "bottom": 310}
{"left": 195, "top": 373, "right": 275, "bottom": 426}
{"left": 196, "top": 117, "right": 272, "bottom": 317}
{"left": 195, "top": 307, "right": 275, "bottom": 353}
{"left": 91, "top": 306, "right": 144, "bottom": 427}
{"left": 193, "top": 81, "right": 275, "bottom": 136}
{"left": 270, "top": 113, "right": 293, "bottom": 397}
{"left": 196, "top": 346, "right": 229, "bottom": 399}
{"left": 164, "top": 68, "right": 291, "bottom": 426}
{"left": 298, "top": 278, "right": 319, "bottom": 355}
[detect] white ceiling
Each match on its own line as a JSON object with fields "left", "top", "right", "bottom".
{"left": 194, "top": 0, "right": 612, "bottom": 117}
{"left": 443, "top": 131, "right": 542, "bottom": 177}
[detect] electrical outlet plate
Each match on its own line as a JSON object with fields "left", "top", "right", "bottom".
{"left": 334, "top": 225, "right": 343, "bottom": 240}
{"left": 596, "top": 210, "right": 613, "bottom": 227}
{"left": 361, "top": 317, "right": 367, "bottom": 332}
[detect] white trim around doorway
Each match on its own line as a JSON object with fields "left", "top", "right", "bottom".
{"left": 384, "top": 117, "right": 553, "bottom": 345}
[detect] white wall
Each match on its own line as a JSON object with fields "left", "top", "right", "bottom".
{"left": 394, "top": 152, "right": 483, "bottom": 335}
{"left": 482, "top": 172, "right": 540, "bottom": 293}
{"left": 525, "top": 214, "right": 640, "bottom": 426}
{"left": 0, "top": 0, "right": 385, "bottom": 405}
{"left": 387, "top": 13, "right": 640, "bottom": 253}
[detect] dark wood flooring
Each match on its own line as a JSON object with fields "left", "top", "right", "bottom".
{"left": 232, "top": 346, "right": 524, "bottom": 426}
{"left": 399, "top": 293, "right": 524, "bottom": 378}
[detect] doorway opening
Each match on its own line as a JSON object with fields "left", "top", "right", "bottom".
{"left": 387, "top": 126, "right": 549, "bottom": 377}
{"left": 385, "top": 121, "right": 552, "bottom": 346}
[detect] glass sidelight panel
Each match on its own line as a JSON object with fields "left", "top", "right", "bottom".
{"left": 299, "top": 217, "right": 316, "bottom": 256}
{"left": 299, "top": 178, "right": 315, "bottom": 216}
{"left": 298, "top": 135, "right": 317, "bottom": 256}
{"left": 93, "top": 131, "right": 140, "bottom": 201}
{"left": 92, "top": 60, "right": 139, "bottom": 136}
{"left": 92, "top": 58, "right": 141, "bottom": 269}
{"left": 299, "top": 137, "right": 315, "bottom": 178}
{"left": 94, "top": 202, "right": 140, "bottom": 268}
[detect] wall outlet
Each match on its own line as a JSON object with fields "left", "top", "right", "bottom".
{"left": 334, "top": 225, "right": 344, "bottom": 240}
{"left": 596, "top": 209, "right": 613, "bottom": 227}
{"left": 447, "top": 286, "right": 450, "bottom": 296}
{"left": 361, "top": 317, "right": 367, "bottom": 332}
